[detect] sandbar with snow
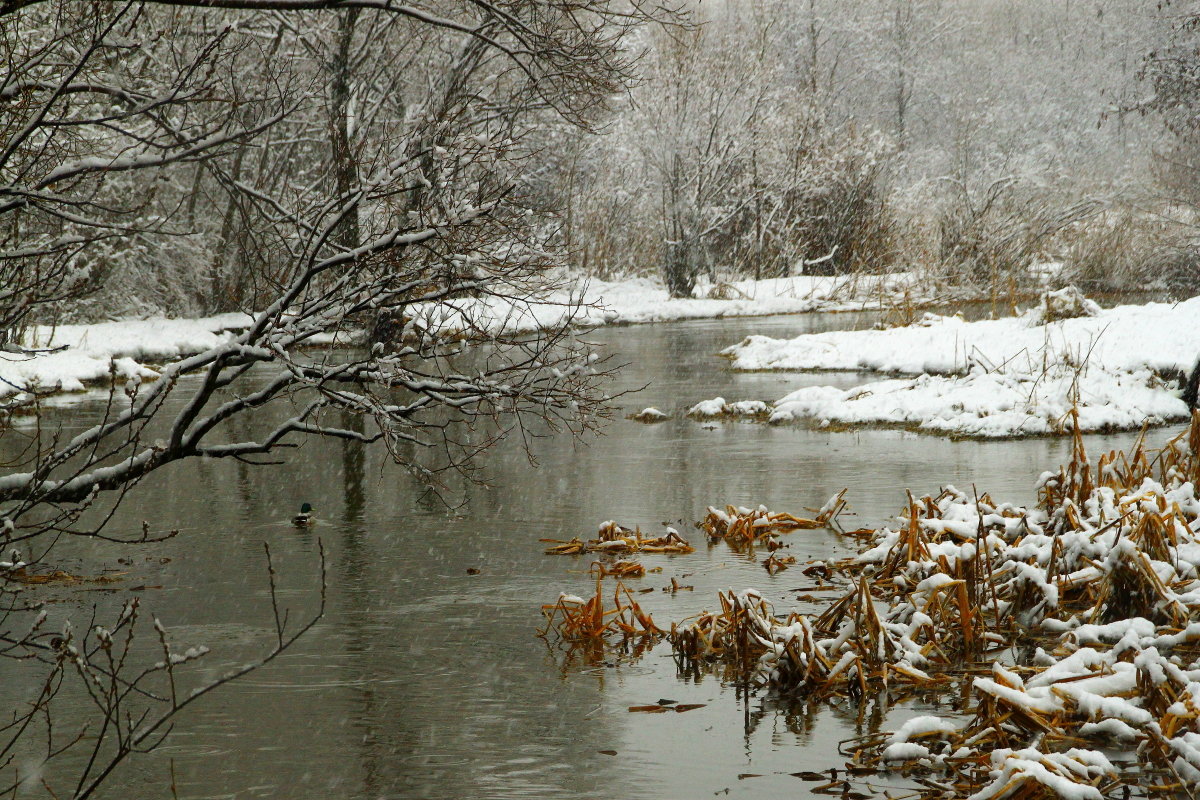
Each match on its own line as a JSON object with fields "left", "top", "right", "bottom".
{"left": 708, "top": 295, "right": 1200, "bottom": 438}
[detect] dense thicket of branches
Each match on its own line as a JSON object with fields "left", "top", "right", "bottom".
{"left": 0, "top": 0, "right": 657, "bottom": 528}
{"left": 3, "top": 0, "right": 1191, "bottom": 312}
{"left": 558, "top": 0, "right": 1192, "bottom": 296}
{"left": 1137, "top": 6, "right": 1200, "bottom": 295}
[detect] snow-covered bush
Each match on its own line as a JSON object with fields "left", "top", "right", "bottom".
{"left": 933, "top": 175, "right": 1100, "bottom": 288}
{"left": 559, "top": 5, "right": 898, "bottom": 297}
{"left": 1061, "top": 207, "right": 1200, "bottom": 299}
{"left": 1025, "top": 285, "right": 1101, "bottom": 326}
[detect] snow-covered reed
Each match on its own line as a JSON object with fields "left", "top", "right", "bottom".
{"left": 671, "top": 413, "right": 1200, "bottom": 797}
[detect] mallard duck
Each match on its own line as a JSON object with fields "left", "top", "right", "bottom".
{"left": 292, "top": 503, "right": 315, "bottom": 527}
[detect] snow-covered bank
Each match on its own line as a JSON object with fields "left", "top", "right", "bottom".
{"left": 2, "top": 274, "right": 911, "bottom": 403}
{"left": 767, "top": 365, "right": 1184, "bottom": 437}
{"left": 3, "top": 314, "right": 252, "bottom": 399}
{"left": 548, "top": 273, "right": 917, "bottom": 326}
{"left": 405, "top": 272, "right": 916, "bottom": 334}
{"left": 724, "top": 297, "right": 1200, "bottom": 376}
{"left": 710, "top": 295, "right": 1200, "bottom": 438}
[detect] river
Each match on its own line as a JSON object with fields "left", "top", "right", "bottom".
{"left": 2, "top": 312, "right": 1178, "bottom": 799}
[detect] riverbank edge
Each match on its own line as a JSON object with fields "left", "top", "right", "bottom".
{"left": 3, "top": 274, "right": 927, "bottom": 407}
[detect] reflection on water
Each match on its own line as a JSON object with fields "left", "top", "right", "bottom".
{"left": 5, "top": 313, "right": 1184, "bottom": 799}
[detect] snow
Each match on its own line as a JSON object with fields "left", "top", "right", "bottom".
{"left": 885, "top": 715, "right": 961, "bottom": 744}
{"left": 767, "top": 364, "right": 1184, "bottom": 437}
{"left": 969, "top": 749, "right": 1111, "bottom": 800}
{"left": 716, "top": 294, "right": 1200, "bottom": 438}
{"left": 881, "top": 742, "right": 931, "bottom": 761}
{"left": 2, "top": 275, "right": 911, "bottom": 405}
{"left": 556, "top": 273, "right": 919, "bottom": 325}
{"left": 9, "top": 280, "right": 1197, "bottom": 443}
{"left": 724, "top": 296, "right": 1199, "bottom": 376}
{"left": 401, "top": 273, "right": 918, "bottom": 338}
{"left": 2, "top": 314, "right": 251, "bottom": 400}
{"left": 686, "top": 397, "right": 728, "bottom": 418}
{"left": 397, "top": 273, "right": 917, "bottom": 337}
{"left": 1076, "top": 718, "right": 1141, "bottom": 740}
{"left": 1026, "top": 285, "right": 1102, "bottom": 325}
{"left": 685, "top": 397, "right": 770, "bottom": 418}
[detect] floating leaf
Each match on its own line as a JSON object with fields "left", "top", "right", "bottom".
{"left": 790, "top": 772, "right": 826, "bottom": 781}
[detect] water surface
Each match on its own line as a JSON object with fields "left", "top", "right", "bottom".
{"left": 5, "top": 312, "right": 1179, "bottom": 799}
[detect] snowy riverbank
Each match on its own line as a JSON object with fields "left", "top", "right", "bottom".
{"left": 2, "top": 314, "right": 252, "bottom": 400}
{"left": 698, "top": 295, "right": 1200, "bottom": 438}
{"left": 401, "top": 273, "right": 917, "bottom": 334}
{"left": 520, "top": 273, "right": 917, "bottom": 327}
{"left": 2, "top": 273, "right": 912, "bottom": 403}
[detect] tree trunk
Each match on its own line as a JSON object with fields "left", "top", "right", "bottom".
{"left": 330, "top": 8, "right": 360, "bottom": 251}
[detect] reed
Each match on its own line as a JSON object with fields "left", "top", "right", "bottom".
{"left": 542, "top": 521, "right": 694, "bottom": 555}
{"left": 537, "top": 574, "right": 665, "bottom": 642}
{"left": 540, "top": 413, "right": 1200, "bottom": 797}
{"left": 699, "top": 492, "right": 848, "bottom": 548}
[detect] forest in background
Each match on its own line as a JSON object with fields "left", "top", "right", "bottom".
{"left": 563, "top": 0, "right": 1200, "bottom": 299}
{"left": 6, "top": 0, "right": 1199, "bottom": 333}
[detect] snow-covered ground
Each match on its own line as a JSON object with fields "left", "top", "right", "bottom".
{"left": 3, "top": 314, "right": 252, "bottom": 399}
{"left": 404, "top": 273, "right": 916, "bottom": 334}
{"left": 705, "top": 295, "right": 1200, "bottom": 437}
{"left": 11, "top": 276, "right": 1193, "bottom": 440}
{"left": 1, "top": 274, "right": 912, "bottom": 403}
{"left": 539, "top": 273, "right": 916, "bottom": 326}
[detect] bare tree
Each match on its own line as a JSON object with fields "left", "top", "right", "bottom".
{"left": 564, "top": 1, "right": 895, "bottom": 294}
{"left": 0, "top": 0, "right": 661, "bottom": 793}
{"left": 0, "top": 0, "right": 657, "bottom": 540}
{"left": 0, "top": 543, "right": 325, "bottom": 799}
{"left": 1137, "top": 5, "right": 1200, "bottom": 295}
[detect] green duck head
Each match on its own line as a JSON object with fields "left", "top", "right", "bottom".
{"left": 299, "top": 503, "right": 313, "bottom": 514}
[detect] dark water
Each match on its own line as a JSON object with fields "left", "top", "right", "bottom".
{"left": 3, "top": 313, "right": 1181, "bottom": 799}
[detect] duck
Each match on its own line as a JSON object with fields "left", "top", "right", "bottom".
{"left": 292, "top": 503, "right": 316, "bottom": 527}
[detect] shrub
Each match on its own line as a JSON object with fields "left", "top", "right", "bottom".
{"left": 1064, "top": 207, "right": 1200, "bottom": 299}
{"left": 934, "top": 176, "right": 1100, "bottom": 288}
